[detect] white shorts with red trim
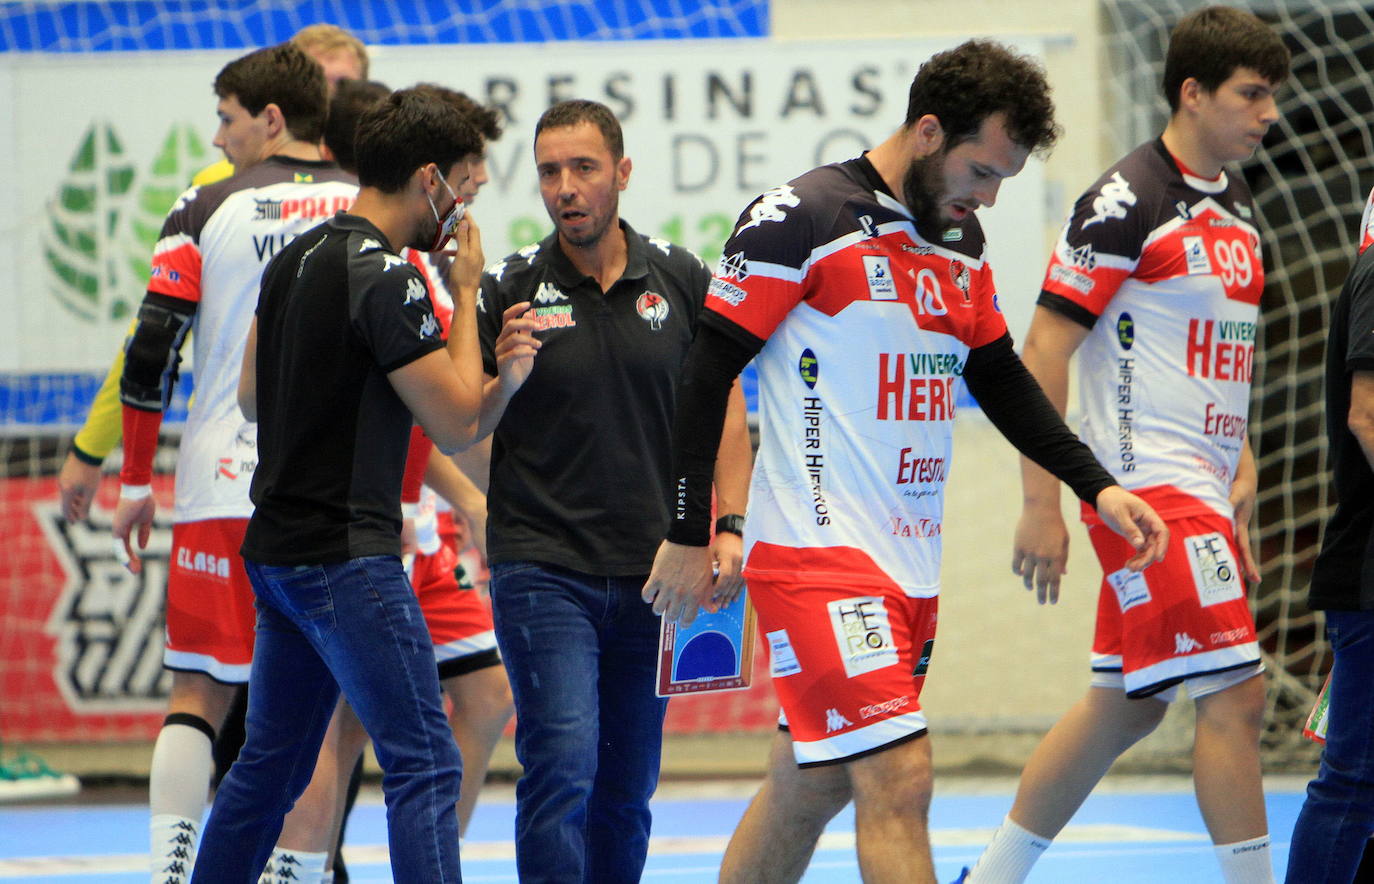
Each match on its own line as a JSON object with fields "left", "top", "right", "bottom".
{"left": 412, "top": 511, "right": 497, "bottom": 667}
{"left": 746, "top": 542, "right": 938, "bottom": 768}
{"left": 164, "top": 519, "right": 254, "bottom": 683}
{"left": 1088, "top": 511, "right": 1261, "bottom": 698}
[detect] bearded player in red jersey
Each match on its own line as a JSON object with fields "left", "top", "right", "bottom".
{"left": 645, "top": 40, "right": 1167, "bottom": 884}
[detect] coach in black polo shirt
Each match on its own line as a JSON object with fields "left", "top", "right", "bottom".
{"left": 1287, "top": 222, "right": 1374, "bottom": 880}
{"left": 474, "top": 99, "right": 751, "bottom": 884}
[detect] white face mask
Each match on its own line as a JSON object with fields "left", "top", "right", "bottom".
{"left": 425, "top": 174, "right": 465, "bottom": 252}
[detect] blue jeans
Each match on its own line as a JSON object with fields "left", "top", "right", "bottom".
{"left": 191, "top": 556, "right": 462, "bottom": 884}
{"left": 1287, "top": 610, "right": 1374, "bottom": 883}
{"left": 490, "top": 561, "right": 669, "bottom": 884}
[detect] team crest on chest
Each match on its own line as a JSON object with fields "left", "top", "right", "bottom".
{"left": 636, "top": 291, "right": 669, "bottom": 330}
{"left": 948, "top": 260, "right": 971, "bottom": 304}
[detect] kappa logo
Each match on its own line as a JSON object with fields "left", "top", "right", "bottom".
{"left": 648, "top": 236, "right": 673, "bottom": 256}
{"left": 737, "top": 184, "right": 800, "bottom": 233}
{"left": 636, "top": 291, "right": 669, "bottom": 330}
{"left": 717, "top": 251, "right": 749, "bottom": 281}
{"left": 486, "top": 258, "right": 509, "bottom": 282}
{"left": 358, "top": 237, "right": 383, "bottom": 253}
{"left": 1174, "top": 632, "right": 1203, "bottom": 654}
{"left": 533, "top": 281, "right": 568, "bottom": 304}
{"left": 404, "top": 277, "right": 427, "bottom": 305}
{"left": 824, "top": 708, "right": 853, "bottom": 733}
{"left": 1083, "top": 171, "right": 1137, "bottom": 228}
{"left": 380, "top": 253, "right": 408, "bottom": 272}
{"left": 518, "top": 242, "right": 542, "bottom": 262}
{"left": 419, "top": 313, "right": 439, "bottom": 338}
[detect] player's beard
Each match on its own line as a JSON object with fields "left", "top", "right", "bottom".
{"left": 901, "top": 150, "right": 948, "bottom": 242}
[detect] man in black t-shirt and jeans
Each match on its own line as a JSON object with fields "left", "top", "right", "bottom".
{"left": 190, "top": 88, "right": 488, "bottom": 884}
{"left": 1286, "top": 210, "right": 1374, "bottom": 882}
{"left": 474, "top": 99, "right": 753, "bottom": 883}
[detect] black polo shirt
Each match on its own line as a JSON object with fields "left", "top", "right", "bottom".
{"left": 1310, "top": 244, "right": 1374, "bottom": 610}
{"left": 477, "top": 220, "right": 712, "bottom": 576}
{"left": 243, "top": 212, "right": 445, "bottom": 565}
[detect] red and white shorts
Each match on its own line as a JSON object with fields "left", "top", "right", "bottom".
{"left": 746, "top": 544, "right": 937, "bottom": 768}
{"left": 164, "top": 518, "right": 254, "bottom": 683}
{"left": 412, "top": 511, "right": 499, "bottom": 679}
{"left": 1088, "top": 511, "right": 1262, "bottom": 699}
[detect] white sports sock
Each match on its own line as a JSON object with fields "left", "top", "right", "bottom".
{"left": 150, "top": 813, "right": 198, "bottom": 884}
{"left": 1215, "top": 835, "right": 1274, "bottom": 884}
{"left": 967, "top": 815, "right": 1052, "bottom": 883}
{"left": 259, "top": 847, "right": 328, "bottom": 884}
{"left": 149, "top": 722, "right": 214, "bottom": 821}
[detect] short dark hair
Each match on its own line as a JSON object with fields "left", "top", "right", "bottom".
{"left": 411, "top": 83, "right": 503, "bottom": 145}
{"left": 354, "top": 87, "right": 483, "bottom": 193}
{"left": 214, "top": 43, "right": 327, "bottom": 144}
{"left": 904, "top": 39, "right": 1060, "bottom": 156}
{"left": 534, "top": 99, "right": 623, "bottom": 159}
{"left": 1163, "top": 6, "right": 1290, "bottom": 112}
{"left": 323, "top": 79, "right": 391, "bottom": 174}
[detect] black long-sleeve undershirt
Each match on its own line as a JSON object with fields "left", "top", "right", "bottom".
{"left": 665, "top": 321, "right": 1117, "bottom": 546}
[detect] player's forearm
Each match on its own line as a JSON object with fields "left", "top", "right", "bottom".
{"left": 118, "top": 294, "right": 194, "bottom": 487}
{"left": 444, "top": 285, "right": 484, "bottom": 432}
{"left": 712, "top": 380, "right": 752, "bottom": 518}
{"left": 426, "top": 448, "right": 486, "bottom": 522}
{"left": 1018, "top": 334, "right": 1072, "bottom": 510}
{"left": 474, "top": 374, "right": 512, "bottom": 443}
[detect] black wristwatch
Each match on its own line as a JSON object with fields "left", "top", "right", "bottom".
{"left": 715, "top": 513, "right": 745, "bottom": 537}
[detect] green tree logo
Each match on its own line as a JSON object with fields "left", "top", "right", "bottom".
{"left": 44, "top": 121, "right": 209, "bottom": 324}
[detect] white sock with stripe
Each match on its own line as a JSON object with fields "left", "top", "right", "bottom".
{"left": 967, "top": 815, "right": 1051, "bottom": 883}
{"left": 1215, "top": 835, "right": 1274, "bottom": 883}
{"left": 258, "top": 847, "right": 328, "bottom": 884}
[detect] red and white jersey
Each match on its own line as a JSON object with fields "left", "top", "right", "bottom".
{"left": 149, "top": 158, "right": 356, "bottom": 521}
{"left": 1040, "top": 140, "right": 1263, "bottom": 522}
{"left": 1359, "top": 185, "right": 1374, "bottom": 255}
{"left": 704, "top": 156, "right": 1008, "bottom": 598}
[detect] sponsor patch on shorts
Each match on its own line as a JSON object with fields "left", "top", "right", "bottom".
{"left": 827, "top": 596, "right": 898, "bottom": 678}
{"left": 767, "top": 628, "right": 802, "bottom": 677}
{"left": 1107, "top": 567, "right": 1151, "bottom": 612}
{"left": 1184, "top": 532, "right": 1243, "bottom": 607}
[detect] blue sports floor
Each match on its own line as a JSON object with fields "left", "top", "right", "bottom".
{"left": 0, "top": 776, "right": 1308, "bottom": 882}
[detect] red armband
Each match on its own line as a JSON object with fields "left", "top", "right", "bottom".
{"left": 119, "top": 404, "right": 163, "bottom": 487}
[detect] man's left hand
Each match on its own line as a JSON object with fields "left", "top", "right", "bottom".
{"left": 642, "top": 540, "right": 713, "bottom": 626}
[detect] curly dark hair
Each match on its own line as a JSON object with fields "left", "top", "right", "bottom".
{"left": 354, "top": 88, "right": 482, "bottom": 194}
{"left": 1163, "top": 6, "right": 1290, "bottom": 113}
{"left": 214, "top": 43, "right": 327, "bottom": 145}
{"left": 535, "top": 99, "right": 623, "bottom": 160}
{"left": 904, "top": 39, "right": 1060, "bottom": 156}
